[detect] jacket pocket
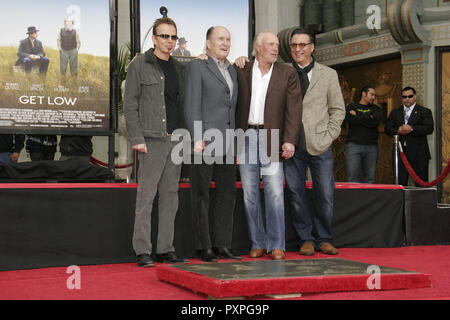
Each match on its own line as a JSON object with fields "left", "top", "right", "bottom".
{"left": 141, "top": 77, "right": 158, "bottom": 86}
{"left": 315, "top": 122, "right": 328, "bottom": 133}
{"left": 142, "top": 129, "right": 164, "bottom": 138}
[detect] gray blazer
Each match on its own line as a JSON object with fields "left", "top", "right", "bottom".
{"left": 184, "top": 56, "right": 238, "bottom": 157}
{"left": 301, "top": 62, "right": 345, "bottom": 156}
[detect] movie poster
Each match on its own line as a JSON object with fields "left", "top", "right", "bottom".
{"left": 0, "top": 0, "right": 111, "bottom": 134}
{"left": 140, "top": 0, "right": 249, "bottom": 62}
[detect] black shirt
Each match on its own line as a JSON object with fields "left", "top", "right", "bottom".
{"left": 157, "top": 57, "right": 179, "bottom": 134}
{"left": 345, "top": 103, "right": 381, "bottom": 145}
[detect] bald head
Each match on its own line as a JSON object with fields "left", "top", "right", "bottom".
{"left": 64, "top": 17, "right": 74, "bottom": 30}
{"left": 206, "top": 26, "right": 231, "bottom": 63}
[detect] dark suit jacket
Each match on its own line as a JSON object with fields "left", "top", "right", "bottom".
{"left": 184, "top": 56, "right": 238, "bottom": 157}
{"left": 385, "top": 104, "right": 434, "bottom": 161}
{"left": 15, "top": 38, "right": 46, "bottom": 65}
{"left": 234, "top": 61, "right": 303, "bottom": 159}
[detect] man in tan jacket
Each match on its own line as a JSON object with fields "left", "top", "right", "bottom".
{"left": 284, "top": 28, "right": 345, "bottom": 256}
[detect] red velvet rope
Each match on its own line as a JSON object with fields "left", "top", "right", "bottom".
{"left": 399, "top": 151, "right": 450, "bottom": 188}
{"left": 90, "top": 157, "right": 134, "bottom": 169}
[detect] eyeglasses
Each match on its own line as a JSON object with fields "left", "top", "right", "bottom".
{"left": 402, "top": 95, "right": 414, "bottom": 99}
{"left": 290, "top": 42, "right": 312, "bottom": 49}
{"left": 156, "top": 34, "right": 179, "bottom": 41}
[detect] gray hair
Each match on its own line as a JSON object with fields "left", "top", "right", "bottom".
{"left": 65, "top": 17, "right": 74, "bottom": 24}
{"left": 251, "top": 31, "right": 274, "bottom": 56}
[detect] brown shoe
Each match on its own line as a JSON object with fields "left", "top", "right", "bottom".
{"left": 249, "top": 248, "right": 267, "bottom": 258}
{"left": 271, "top": 249, "right": 285, "bottom": 260}
{"left": 299, "top": 242, "right": 315, "bottom": 256}
{"left": 319, "top": 242, "right": 338, "bottom": 255}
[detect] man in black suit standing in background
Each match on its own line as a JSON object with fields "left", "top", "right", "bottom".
{"left": 385, "top": 87, "right": 434, "bottom": 186}
{"left": 16, "top": 26, "right": 50, "bottom": 74}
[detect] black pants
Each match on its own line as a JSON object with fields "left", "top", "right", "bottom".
{"left": 190, "top": 159, "right": 237, "bottom": 250}
{"left": 30, "top": 151, "right": 55, "bottom": 161}
{"left": 398, "top": 155, "right": 429, "bottom": 187}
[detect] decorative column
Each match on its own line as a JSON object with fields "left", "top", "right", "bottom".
{"left": 340, "top": 0, "right": 355, "bottom": 28}
{"left": 323, "top": 0, "right": 340, "bottom": 32}
{"left": 304, "top": 0, "right": 324, "bottom": 33}
{"left": 387, "top": 0, "right": 430, "bottom": 103}
{"left": 299, "top": 0, "right": 305, "bottom": 28}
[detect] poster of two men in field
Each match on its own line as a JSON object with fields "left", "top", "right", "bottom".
{"left": 0, "top": 0, "right": 111, "bottom": 134}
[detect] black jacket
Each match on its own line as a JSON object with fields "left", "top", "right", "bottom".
{"left": 0, "top": 134, "right": 25, "bottom": 153}
{"left": 345, "top": 103, "right": 381, "bottom": 145}
{"left": 385, "top": 104, "right": 434, "bottom": 161}
{"left": 15, "top": 38, "right": 46, "bottom": 65}
{"left": 59, "top": 136, "right": 93, "bottom": 156}
{"left": 26, "top": 135, "right": 58, "bottom": 153}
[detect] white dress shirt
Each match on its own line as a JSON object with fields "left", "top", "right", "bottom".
{"left": 248, "top": 59, "right": 274, "bottom": 125}
{"left": 403, "top": 103, "right": 416, "bottom": 124}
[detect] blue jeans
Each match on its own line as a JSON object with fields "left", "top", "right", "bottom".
{"left": 0, "top": 152, "right": 12, "bottom": 165}
{"left": 284, "top": 148, "right": 335, "bottom": 248}
{"left": 345, "top": 142, "right": 378, "bottom": 183}
{"left": 238, "top": 129, "right": 285, "bottom": 252}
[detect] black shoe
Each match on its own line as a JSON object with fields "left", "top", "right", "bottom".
{"left": 213, "top": 247, "right": 242, "bottom": 260}
{"left": 136, "top": 254, "right": 154, "bottom": 267}
{"left": 198, "top": 248, "right": 218, "bottom": 262}
{"left": 155, "top": 252, "right": 189, "bottom": 263}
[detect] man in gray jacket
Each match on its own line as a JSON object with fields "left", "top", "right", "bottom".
{"left": 124, "top": 17, "right": 188, "bottom": 267}
{"left": 184, "top": 26, "right": 241, "bottom": 262}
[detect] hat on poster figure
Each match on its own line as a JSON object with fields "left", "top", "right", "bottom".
{"left": 173, "top": 37, "right": 191, "bottom": 56}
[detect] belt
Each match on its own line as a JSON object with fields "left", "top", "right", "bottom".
{"left": 248, "top": 124, "right": 264, "bottom": 129}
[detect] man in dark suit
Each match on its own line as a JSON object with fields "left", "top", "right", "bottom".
{"left": 184, "top": 26, "right": 241, "bottom": 262}
{"left": 15, "top": 26, "right": 50, "bottom": 74}
{"left": 385, "top": 86, "right": 434, "bottom": 186}
{"left": 234, "top": 31, "right": 303, "bottom": 260}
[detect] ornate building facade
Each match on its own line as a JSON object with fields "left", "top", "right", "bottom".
{"left": 256, "top": 0, "right": 450, "bottom": 202}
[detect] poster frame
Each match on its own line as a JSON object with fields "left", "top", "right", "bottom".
{"left": 0, "top": 0, "right": 118, "bottom": 137}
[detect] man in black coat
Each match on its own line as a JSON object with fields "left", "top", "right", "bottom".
{"left": 15, "top": 26, "right": 50, "bottom": 74}
{"left": 385, "top": 87, "right": 434, "bottom": 186}
{"left": 26, "top": 135, "right": 57, "bottom": 161}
